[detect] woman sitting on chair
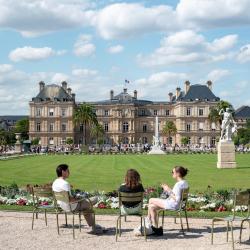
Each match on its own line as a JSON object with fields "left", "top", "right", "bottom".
{"left": 147, "top": 166, "right": 189, "bottom": 234}
{"left": 118, "top": 169, "right": 145, "bottom": 214}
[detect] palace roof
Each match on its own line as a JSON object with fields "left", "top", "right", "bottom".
{"left": 235, "top": 106, "right": 250, "bottom": 119}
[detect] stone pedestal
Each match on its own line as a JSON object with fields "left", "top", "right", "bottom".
{"left": 15, "top": 143, "right": 22, "bottom": 153}
{"left": 217, "top": 140, "right": 237, "bottom": 168}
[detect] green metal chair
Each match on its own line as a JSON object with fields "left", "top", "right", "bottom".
{"left": 211, "top": 190, "right": 250, "bottom": 250}
{"left": 157, "top": 188, "right": 190, "bottom": 235}
{"left": 31, "top": 186, "right": 55, "bottom": 230}
{"left": 53, "top": 191, "right": 95, "bottom": 239}
{"left": 116, "top": 191, "right": 146, "bottom": 242}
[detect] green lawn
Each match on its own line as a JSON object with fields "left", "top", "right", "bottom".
{"left": 0, "top": 154, "right": 250, "bottom": 192}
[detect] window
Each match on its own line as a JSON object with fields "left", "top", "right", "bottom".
{"left": 143, "top": 124, "right": 147, "bottom": 132}
{"left": 104, "top": 110, "right": 109, "bottom": 116}
{"left": 49, "top": 108, "right": 54, "bottom": 117}
{"left": 168, "top": 137, "right": 173, "bottom": 145}
{"left": 49, "top": 137, "right": 54, "bottom": 145}
{"left": 123, "top": 122, "right": 129, "bottom": 132}
{"left": 211, "top": 137, "right": 216, "bottom": 146}
{"left": 186, "top": 107, "right": 191, "bottom": 116}
{"left": 104, "top": 122, "right": 109, "bottom": 132}
{"left": 198, "top": 137, "right": 203, "bottom": 144}
{"left": 36, "top": 108, "right": 41, "bottom": 117}
{"left": 154, "top": 110, "right": 158, "bottom": 116}
{"left": 199, "top": 108, "right": 204, "bottom": 116}
{"left": 61, "top": 108, "right": 67, "bottom": 117}
{"left": 211, "top": 122, "right": 216, "bottom": 131}
{"left": 80, "top": 124, "right": 84, "bottom": 132}
{"left": 188, "top": 137, "right": 191, "bottom": 145}
{"left": 62, "top": 123, "right": 67, "bottom": 132}
{"left": 166, "top": 110, "right": 170, "bottom": 116}
{"left": 61, "top": 138, "right": 66, "bottom": 145}
{"left": 49, "top": 123, "right": 54, "bottom": 132}
{"left": 123, "top": 137, "right": 129, "bottom": 144}
{"left": 199, "top": 122, "right": 204, "bottom": 131}
{"left": 36, "top": 123, "right": 41, "bottom": 132}
{"left": 142, "top": 137, "right": 148, "bottom": 144}
{"left": 140, "top": 109, "right": 146, "bottom": 116}
{"left": 186, "top": 124, "right": 191, "bottom": 132}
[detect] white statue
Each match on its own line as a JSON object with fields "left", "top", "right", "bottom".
{"left": 219, "top": 108, "right": 237, "bottom": 141}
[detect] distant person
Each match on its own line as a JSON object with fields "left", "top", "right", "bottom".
{"left": 52, "top": 164, "right": 105, "bottom": 234}
{"left": 147, "top": 166, "right": 189, "bottom": 235}
{"left": 118, "top": 169, "right": 145, "bottom": 214}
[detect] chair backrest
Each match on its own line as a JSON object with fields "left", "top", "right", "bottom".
{"left": 53, "top": 191, "right": 70, "bottom": 204}
{"left": 32, "top": 186, "right": 53, "bottom": 205}
{"left": 179, "top": 188, "right": 189, "bottom": 210}
{"left": 232, "top": 190, "right": 250, "bottom": 217}
{"left": 118, "top": 192, "right": 144, "bottom": 207}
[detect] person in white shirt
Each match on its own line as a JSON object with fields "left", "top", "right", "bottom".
{"left": 52, "top": 164, "right": 104, "bottom": 234}
{"left": 147, "top": 166, "right": 189, "bottom": 233}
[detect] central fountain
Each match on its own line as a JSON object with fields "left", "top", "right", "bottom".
{"left": 148, "top": 116, "right": 165, "bottom": 155}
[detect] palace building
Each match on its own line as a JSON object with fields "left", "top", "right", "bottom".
{"left": 29, "top": 80, "right": 221, "bottom": 147}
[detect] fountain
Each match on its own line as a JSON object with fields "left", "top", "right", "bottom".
{"left": 148, "top": 116, "right": 165, "bottom": 155}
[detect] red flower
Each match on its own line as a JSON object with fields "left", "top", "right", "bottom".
{"left": 98, "top": 202, "right": 107, "bottom": 209}
{"left": 217, "top": 205, "right": 226, "bottom": 212}
{"left": 16, "top": 199, "right": 27, "bottom": 206}
{"left": 40, "top": 201, "right": 49, "bottom": 206}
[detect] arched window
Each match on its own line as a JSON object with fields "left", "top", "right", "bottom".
{"left": 142, "top": 137, "right": 148, "bottom": 144}
{"left": 123, "top": 137, "right": 129, "bottom": 144}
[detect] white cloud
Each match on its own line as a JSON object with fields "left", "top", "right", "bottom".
{"left": 51, "top": 73, "right": 69, "bottom": 83}
{"left": 207, "top": 69, "right": 230, "bottom": 82}
{"left": 0, "top": 64, "right": 13, "bottom": 73}
{"left": 108, "top": 45, "right": 124, "bottom": 54}
{"left": 137, "top": 30, "right": 238, "bottom": 67}
{"left": 72, "top": 68, "right": 98, "bottom": 77}
{"left": 237, "top": 44, "right": 250, "bottom": 63}
{"left": 8, "top": 46, "right": 60, "bottom": 62}
{"left": 93, "top": 3, "right": 176, "bottom": 40}
{"left": 0, "top": 0, "right": 95, "bottom": 37}
{"left": 73, "top": 34, "right": 96, "bottom": 57}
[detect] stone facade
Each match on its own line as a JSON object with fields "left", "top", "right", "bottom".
{"left": 29, "top": 80, "right": 221, "bottom": 147}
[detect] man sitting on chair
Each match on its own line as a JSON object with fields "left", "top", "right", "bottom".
{"left": 52, "top": 164, "right": 104, "bottom": 234}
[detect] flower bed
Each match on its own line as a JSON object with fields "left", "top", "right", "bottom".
{"left": 0, "top": 184, "right": 248, "bottom": 213}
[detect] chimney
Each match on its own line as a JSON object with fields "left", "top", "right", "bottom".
{"left": 71, "top": 93, "right": 75, "bottom": 101}
{"left": 185, "top": 81, "right": 190, "bottom": 93}
{"left": 168, "top": 92, "right": 173, "bottom": 102}
{"left": 176, "top": 87, "right": 181, "bottom": 99}
{"left": 39, "top": 81, "right": 45, "bottom": 92}
{"left": 134, "top": 90, "right": 137, "bottom": 99}
{"left": 110, "top": 90, "right": 114, "bottom": 100}
{"left": 61, "top": 81, "right": 67, "bottom": 90}
{"left": 207, "top": 80, "right": 212, "bottom": 90}
{"left": 123, "top": 88, "right": 127, "bottom": 93}
{"left": 67, "top": 88, "right": 72, "bottom": 95}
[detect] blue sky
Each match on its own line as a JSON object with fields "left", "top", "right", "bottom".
{"left": 0, "top": 0, "right": 249, "bottom": 114}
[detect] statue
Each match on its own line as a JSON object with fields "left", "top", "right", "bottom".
{"left": 219, "top": 108, "right": 237, "bottom": 141}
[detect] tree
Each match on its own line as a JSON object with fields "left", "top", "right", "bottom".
{"left": 66, "top": 137, "right": 74, "bottom": 145}
{"left": 0, "top": 129, "right": 15, "bottom": 152}
{"left": 162, "top": 121, "right": 177, "bottom": 144}
{"left": 15, "top": 119, "right": 29, "bottom": 141}
{"left": 208, "top": 100, "right": 233, "bottom": 124}
{"left": 31, "top": 138, "right": 40, "bottom": 145}
{"left": 181, "top": 137, "right": 189, "bottom": 146}
{"left": 90, "top": 123, "right": 105, "bottom": 146}
{"left": 73, "top": 104, "right": 98, "bottom": 145}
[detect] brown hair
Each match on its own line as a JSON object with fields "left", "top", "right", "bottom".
{"left": 174, "top": 166, "right": 189, "bottom": 177}
{"left": 125, "top": 169, "right": 141, "bottom": 189}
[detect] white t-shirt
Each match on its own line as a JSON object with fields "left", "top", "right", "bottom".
{"left": 52, "top": 178, "right": 77, "bottom": 212}
{"left": 164, "top": 180, "right": 189, "bottom": 210}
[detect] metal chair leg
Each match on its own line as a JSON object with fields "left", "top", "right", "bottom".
{"left": 32, "top": 209, "right": 36, "bottom": 230}
{"left": 44, "top": 210, "right": 47, "bottom": 226}
{"left": 73, "top": 214, "right": 75, "bottom": 239}
{"left": 143, "top": 217, "right": 147, "bottom": 241}
{"left": 184, "top": 210, "right": 189, "bottom": 231}
{"left": 116, "top": 217, "right": 119, "bottom": 242}
{"left": 140, "top": 217, "right": 143, "bottom": 235}
{"left": 56, "top": 212, "right": 60, "bottom": 235}
{"left": 162, "top": 211, "right": 165, "bottom": 228}
{"left": 119, "top": 216, "right": 121, "bottom": 236}
{"left": 79, "top": 212, "right": 81, "bottom": 232}
{"left": 230, "top": 222, "right": 234, "bottom": 250}
{"left": 65, "top": 212, "right": 68, "bottom": 226}
{"left": 36, "top": 212, "right": 38, "bottom": 219}
{"left": 179, "top": 212, "right": 184, "bottom": 235}
{"left": 239, "top": 221, "right": 244, "bottom": 244}
{"left": 249, "top": 221, "right": 250, "bottom": 240}
{"left": 124, "top": 216, "right": 127, "bottom": 222}
{"left": 174, "top": 217, "right": 177, "bottom": 224}
{"left": 226, "top": 221, "right": 229, "bottom": 242}
{"left": 211, "top": 220, "right": 214, "bottom": 244}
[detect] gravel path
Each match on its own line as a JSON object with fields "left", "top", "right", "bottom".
{"left": 0, "top": 211, "right": 250, "bottom": 250}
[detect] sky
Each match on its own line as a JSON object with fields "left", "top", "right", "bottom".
{"left": 0, "top": 0, "right": 250, "bottom": 115}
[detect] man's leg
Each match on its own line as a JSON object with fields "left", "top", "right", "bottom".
{"left": 76, "top": 199, "right": 95, "bottom": 227}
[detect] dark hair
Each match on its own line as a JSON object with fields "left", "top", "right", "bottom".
{"left": 174, "top": 166, "right": 188, "bottom": 177}
{"left": 125, "top": 169, "right": 141, "bottom": 189}
{"left": 56, "top": 164, "right": 69, "bottom": 177}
